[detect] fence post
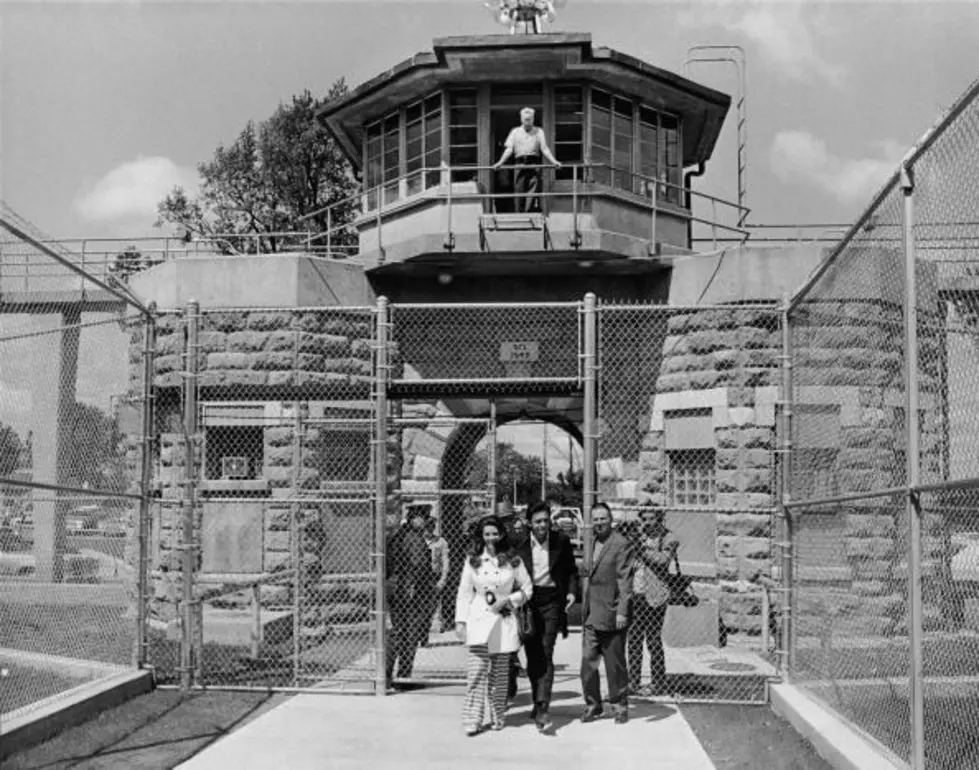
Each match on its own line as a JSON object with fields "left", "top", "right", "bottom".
{"left": 291, "top": 399, "right": 303, "bottom": 686}
{"left": 135, "top": 303, "right": 157, "bottom": 669}
{"left": 374, "top": 296, "right": 390, "bottom": 695}
{"left": 901, "top": 165, "right": 926, "bottom": 770}
{"left": 777, "top": 293, "right": 794, "bottom": 677}
{"left": 488, "top": 400, "right": 498, "bottom": 516}
{"left": 180, "top": 300, "right": 200, "bottom": 692}
{"left": 582, "top": 293, "right": 598, "bottom": 589}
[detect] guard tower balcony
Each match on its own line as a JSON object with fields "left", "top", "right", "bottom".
{"left": 314, "top": 34, "right": 743, "bottom": 274}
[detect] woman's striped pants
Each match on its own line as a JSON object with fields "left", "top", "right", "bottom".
{"left": 463, "top": 645, "right": 510, "bottom": 730}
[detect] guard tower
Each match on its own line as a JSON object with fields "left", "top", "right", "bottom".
{"left": 317, "top": 24, "right": 737, "bottom": 303}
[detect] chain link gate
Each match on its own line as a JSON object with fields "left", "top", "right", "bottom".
{"left": 595, "top": 302, "right": 782, "bottom": 705}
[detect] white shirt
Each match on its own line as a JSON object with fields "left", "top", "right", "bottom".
{"left": 531, "top": 536, "right": 556, "bottom": 588}
{"left": 505, "top": 126, "right": 551, "bottom": 158}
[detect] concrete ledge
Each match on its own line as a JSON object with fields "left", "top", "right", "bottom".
{"left": 770, "top": 682, "right": 909, "bottom": 770}
{"left": 1, "top": 668, "right": 153, "bottom": 759}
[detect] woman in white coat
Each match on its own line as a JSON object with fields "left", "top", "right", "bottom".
{"left": 455, "top": 515, "right": 533, "bottom": 735}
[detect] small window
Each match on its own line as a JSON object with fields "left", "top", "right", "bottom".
{"left": 449, "top": 88, "right": 479, "bottom": 183}
{"left": 205, "top": 426, "right": 264, "bottom": 481}
{"left": 553, "top": 85, "right": 583, "bottom": 181}
{"left": 668, "top": 450, "right": 716, "bottom": 507}
{"left": 405, "top": 94, "right": 442, "bottom": 195}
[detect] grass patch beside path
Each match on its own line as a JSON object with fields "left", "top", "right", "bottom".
{"left": 3, "top": 689, "right": 290, "bottom": 770}
{"left": 681, "top": 704, "right": 834, "bottom": 770}
{"left": 0, "top": 664, "right": 84, "bottom": 716}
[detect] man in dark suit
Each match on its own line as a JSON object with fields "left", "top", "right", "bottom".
{"left": 580, "top": 502, "right": 634, "bottom": 724}
{"left": 515, "top": 501, "right": 579, "bottom": 732}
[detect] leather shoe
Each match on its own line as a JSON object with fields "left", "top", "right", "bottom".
{"left": 534, "top": 706, "right": 553, "bottom": 732}
{"left": 614, "top": 710, "right": 629, "bottom": 725}
{"left": 580, "top": 705, "right": 604, "bottom": 723}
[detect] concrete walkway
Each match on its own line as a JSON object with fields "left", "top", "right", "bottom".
{"left": 177, "top": 631, "right": 716, "bottom": 769}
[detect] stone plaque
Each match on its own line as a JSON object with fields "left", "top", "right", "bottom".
{"left": 499, "top": 341, "right": 540, "bottom": 363}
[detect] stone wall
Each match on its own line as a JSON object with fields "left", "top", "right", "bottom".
{"left": 131, "top": 308, "right": 404, "bottom": 625}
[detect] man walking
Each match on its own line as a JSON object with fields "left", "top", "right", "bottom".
{"left": 629, "top": 506, "right": 679, "bottom": 695}
{"left": 580, "top": 502, "right": 633, "bottom": 724}
{"left": 492, "top": 107, "right": 561, "bottom": 213}
{"left": 515, "top": 501, "right": 578, "bottom": 732}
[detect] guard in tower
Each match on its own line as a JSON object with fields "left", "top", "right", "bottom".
{"left": 493, "top": 107, "right": 561, "bottom": 214}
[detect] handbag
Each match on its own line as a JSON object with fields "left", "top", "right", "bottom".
{"left": 663, "top": 539, "right": 699, "bottom": 608}
{"left": 516, "top": 602, "right": 536, "bottom": 641}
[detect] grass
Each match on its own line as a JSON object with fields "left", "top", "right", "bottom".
{"left": 0, "top": 604, "right": 133, "bottom": 666}
{"left": 681, "top": 704, "right": 834, "bottom": 770}
{"left": 2, "top": 689, "right": 289, "bottom": 770}
{"left": 0, "top": 663, "right": 85, "bottom": 717}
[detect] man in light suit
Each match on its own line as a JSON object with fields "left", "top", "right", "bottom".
{"left": 580, "top": 502, "right": 634, "bottom": 724}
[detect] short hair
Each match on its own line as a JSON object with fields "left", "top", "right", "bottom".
{"left": 592, "top": 502, "right": 611, "bottom": 516}
{"left": 526, "top": 500, "right": 550, "bottom": 521}
{"left": 520, "top": 107, "right": 535, "bottom": 118}
{"left": 638, "top": 505, "right": 665, "bottom": 520}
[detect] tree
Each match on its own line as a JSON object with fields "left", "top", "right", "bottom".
{"left": 0, "top": 423, "right": 24, "bottom": 478}
{"left": 63, "top": 403, "right": 128, "bottom": 496}
{"left": 156, "top": 79, "right": 358, "bottom": 255}
{"left": 466, "top": 442, "right": 546, "bottom": 507}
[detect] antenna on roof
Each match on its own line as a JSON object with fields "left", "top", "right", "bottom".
{"left": 484, "top": 0, "right": 567, "bottom": 35}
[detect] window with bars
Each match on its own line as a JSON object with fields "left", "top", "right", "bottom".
{"left": 448, "top": 88, "right": 478, "bottom": 183}
{"left": 553, "top": 85, "right": 583, "bottom": 181}
{"left": 405, "top": 94, "right": 442, "bottom": 196}
{"left": 667, "top": 450, "right": 716, "bottom": 507}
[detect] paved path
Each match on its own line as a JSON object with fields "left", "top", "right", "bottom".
{"left": 178, "top": 631, "right": 716, "bottom": 770}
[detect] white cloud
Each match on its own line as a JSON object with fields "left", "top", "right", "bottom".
{"left": 770, "top": 130, "right": 906, "bottom": 205}
{"left": 74, "top": 156, "right": 199, "bottom": 224}
{"left": 678, "top": 2, "right": 844, "bottom": 86}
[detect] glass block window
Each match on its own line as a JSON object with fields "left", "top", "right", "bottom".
{"left": 668, "top": 450, "right": 716, "bottom": 506}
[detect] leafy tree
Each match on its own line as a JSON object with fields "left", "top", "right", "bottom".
{"left": 466, "top": 441, "right": 583, "bottom": 510}
{"left": 156, "top": 79, "right": 358, "bottom": 255}
{"left": 63, "top": 403, "right": 127, "bottom": 496}
{"left": 0, "top": 423, "right": 24, "bottom": 478}
{"left": 111, "top": 244, "right": 144, "bottom": 279}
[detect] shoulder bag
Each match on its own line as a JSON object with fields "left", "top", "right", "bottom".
{"left": 662, "top": 536, "right": 699, "bottom": 608}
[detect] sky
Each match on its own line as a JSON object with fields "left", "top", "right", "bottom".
{"left": 2, "top": 0, "right": 979, "bottom": 469}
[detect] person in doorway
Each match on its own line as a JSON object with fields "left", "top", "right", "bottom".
{"left": 580, "top": 502, "right": 634, "bottom": 724}
{"left": 455, "top": 515, "right": 533, "bottom": 735}
{"left": 492, "top": 107, "right": 561, "bottom": 213}
{"left": 514, "top": 501, "right": 579, "bottom": 732}
{"left": 628, "top": 506, "right": 679, "bottom": 696}
{"left": 385, "top": 507, "right": 436, "bottom": 688}
{"left": 421, "top": 516, "right": 450, "bottom": 643}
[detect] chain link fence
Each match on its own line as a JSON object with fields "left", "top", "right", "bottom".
{"left": 0, "top": 207, "right": 154, "bottom": 724}
{"left": 598, "top": 303, "right": 780, "bottom": 705}
{"left": 784, "top": 78, "right": 979, "bottom": 769}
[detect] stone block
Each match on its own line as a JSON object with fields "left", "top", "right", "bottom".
{"left": 639, "top": 450, "right": 665, "bottom": 471}
{"left": 716, "top": 513, "right": 770, "bottom": 537}
{"left": 742, "top": 469, "right": 774, "bottom": 493}
{"left": 247, "top": 312, "right": 294, "bottom": 331}
{"left": 265, "top": 551, "right": 291, "bottom": 572}
{"left": 322, "top": 357, "right": 371, "bottom": 376}
{"left": 265, "top": 530, "right": 291, "bottom": 553}
{"left": 198, "top": 332, "right": 227, "bottom": 353}
{"left": 844, "top": 513, "right": 896, "bottom": 538}
{"left": 715, "top": 429, "right": 739, "bottom": 449}
{"left": 227, "top": 331, "right": 270, "bottom": 353}
{"left": 155, "top": 354, "right": 182, "bottom": 374}
{"left": 266, "top": 505, "right": 291, "bottom": 531}
{"left": 838, "top": 468, "right": 882, "bottom": 492}
{"left": 225, "top": 370, "right": 268, "bottom": 387}
{"left": 252, "top": 351, "right": 294, "bottom": 371}
{"left": 656, "top": 373, "right": 692, "bottom": 392}
{"left": 667, "top": 314, "right": 693, "bottom": 334}
{"left": 301, "top": 333, "right": 351, "bottom": 357}
{"left": 716, "top": 448, "right": 740, "bottom": 469}
{"left": 206, "top": 352, "right": 251, "bottom": 370}
{"left": 662, "top": 335, "right": 690, "bottom": 355}
{"left": 845, "top": 536, "right": 895, "bottom": 560}
{"left": 690, "top": 369, "right": 728, "bottom": 389}
{"left": 738, "top": 327, "right": 771, "bottom": 349}
{"left": 197, "top": 371, "right": 226, "bottom": 387}
{"left": 264, "top": 445, "right": 294, "bottom": 467}
{"left": 641, "top": 431, "right": 665, "bottom": 451}
{"left": 741, "top": 428, "right": 773, "bottom": 448}
{"left": 687, "top": 330, "right": 738, "bottom": 354}
{"left": 716, "top": 470, "right": 740, "bottom": 493}
{"left": 266, "top": 331, "right": 297, "bottom": 352}
{"left": 728, "top": 408, "right": 755, "bottom": 427}
{"left": 715, "top": 492, "right": 773, "bottom": 509}
{"left": 727, "top": 387, "right": 754, "bottom": 407}
{"left": 321, "top": 317, "right": 372, "bottom": 338}
{"left": 202, "top": 312, "right": 248, "bottom": 332}
{"left": 267, "top": 371, "right": 294, "bottom": 387}
{"left": 712, "top": 349, "right": 741, "bottom": 371}
{"left": 745, "top": 449, "right": 772, "bottom": 469}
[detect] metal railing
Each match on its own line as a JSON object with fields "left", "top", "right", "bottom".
{"left": 301, "top": 161, "right": 751, "bottom": 255}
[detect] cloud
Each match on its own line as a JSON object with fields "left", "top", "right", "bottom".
{"left": 678, "top": 2, "right": 844, "bottom": 86}
{"left": 74, "top": 156, "right": 199, "bottom": 224}
{"left": 0, "top": 380, "right": 33, "bottom": 436}
{"left": 770, "top": 131, "right": 906, "bottom": 205}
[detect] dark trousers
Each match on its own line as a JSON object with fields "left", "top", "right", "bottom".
{"left": 514, "top": 156, "right": 542, "bottom": 213}
{"left": 524, "top": 587, "right": 562, "bottom": 708}
{"left": 628, "top": 598, "right": 667, "bottom": 690}
{"left": 581, "top": 623, "right": 629, "bottom": 711}
{"left": 386, "top": 590, "right": 430, "bottom": 681}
